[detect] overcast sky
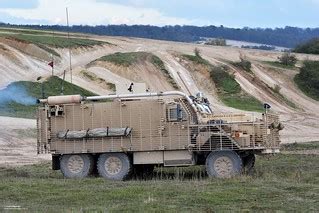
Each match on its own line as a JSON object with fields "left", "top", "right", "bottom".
{"left": 0, "top": 0, "right": 318, "bottom": 28}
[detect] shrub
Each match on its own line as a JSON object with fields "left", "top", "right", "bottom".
{"left": 278, "top": 52, "right": 297, "bottom": 66}
{"left": 232, "top": 58, "right": 252, "bottom": 73}
{"left": 204, "top": 38, "right": 226, "bottom": 46}
{"left": 294, "top": 60, "right": 319, "bottom": 100}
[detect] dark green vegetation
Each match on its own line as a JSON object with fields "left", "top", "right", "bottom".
{"left": 2, "top": 23, "right": 319, "bottom": 48}
{"left": 241, "top": 45, "right": 276, "bottom": 51}
{"left": 263, "top": 61, "right": 297, "bottom": 69}
{"left": 204, "top": 38, "right": 226, "bottom": 46}
{"left": 0, "top": 31, "right": 107, "bottom": 57}
{"left": 294, "top": 38, "right": 319, "bottom": 54}
{"left": 182, "top": 53, "right": 263, "bottom": 111}
{"left": 94, "top": 52, "right": 178, "bottom": 89}
{"left": 182, "top": 53, "right": 211, "bottom": 66}
{"left": 231, "top": 58, "right": 252, "bottom": 73}
{"left": 0, "top": 142, "right": 318, "bottom": 211}
{"left": 294, "top": 61, "right": 319, "bottom": 101}
{"left": 0, "top": 76, "right": 96, "bottom": 118}
{"left": 282, "top": 141, "right": 319, "bottom": 151}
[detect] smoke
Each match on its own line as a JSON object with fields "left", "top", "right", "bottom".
{"left": 0, "top": 84, "right": 37, "bottom": 106}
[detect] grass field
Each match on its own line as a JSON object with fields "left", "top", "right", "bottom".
{"left": 0, "top": 142, "right": 318, "bottom": 212}
{"left": 0, "top": 76, "right": 96, "bottom": 119}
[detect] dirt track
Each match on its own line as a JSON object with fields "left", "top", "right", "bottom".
{"left": 0, "top": 116, "right": 50, "bottom": 166}
{"left": 1, "top": 34, "right": 319, "bottom": 166}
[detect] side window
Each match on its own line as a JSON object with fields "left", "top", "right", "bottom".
{"left": 167, "top": 104, "right": 188, "bottom": 122}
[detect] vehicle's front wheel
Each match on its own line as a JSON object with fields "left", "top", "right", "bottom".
{"left": 205, "top": 150, "right": 242, "bottom": 178}
{"left": 97, "top": 153, "right": 132, "bottom": 181}
{"left": 60, "top": 154, "right": 94, "bottom": 178}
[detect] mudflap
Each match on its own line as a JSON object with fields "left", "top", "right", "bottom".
{"left": 52, "top": 155, "right": 60, "bottom": 170}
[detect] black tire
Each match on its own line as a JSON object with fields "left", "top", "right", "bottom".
{"left": 205, "top": 150, "right": 242, "bottom": 178}
{"left": 242, "top": 154, "right": 255, "bottom": 175}
{"left": 60, "top": 154, "right": 93, "bottom": 179}
{"left": 97, "top": 153, "right": 132, "bottom": 181}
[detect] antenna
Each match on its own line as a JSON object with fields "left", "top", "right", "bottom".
{"left": 66, "top": 7, "right": 72, "bottom": 83}
{"left": 51, "top": 29, "right": 55, "bottom": 76}
{"left": 61, "top": 70, "right": 66, "bottom": 95}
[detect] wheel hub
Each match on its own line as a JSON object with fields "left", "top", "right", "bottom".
{"left": 105, "top": 157, "right": 122, "bottom": 175}
{"left": 213, "top": 156, "right": 233, "bottom": 177}
{"left": 67, "top": 155, "right": 84, "bottom": 174}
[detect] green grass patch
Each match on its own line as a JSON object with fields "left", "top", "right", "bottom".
{"left": 0, "top": 76, "right": 96, "bottom": 119}
{"left": 95, "top": 52, "right": 151, "bottom": 67}
{"left": 231, "top": 59, "right": 252, "bottom": 73}
{"left": 0, "top": 33, "right": 109, "bottom": 57}
{"left": 0, "top": 27, "right": 56, "bottom": 35}
{"left": 294, "top": 61, "right": 319, "bottom": 101}
{"left": 221, "top": 95, "right": 263, "bottom": 112}
{"left": 0, "top": 148, "right": 318, "bottom": 211}
{"left": 263, "top": 61, "right": 296, "bottom": 69}
{"left": 282, "top": 141, "right": 319, "bottom": 151}
{"left": 181, "top": 54, "right": 211, "bottom": 66}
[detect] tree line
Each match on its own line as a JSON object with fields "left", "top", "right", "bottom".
{"left": 1, "top": 23, "right": 319, "bottom": 48}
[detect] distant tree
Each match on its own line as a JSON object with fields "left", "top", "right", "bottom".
{"left": 232, "top": 57, "right": 252, "bottom": 72}
{"left": 278, "top": 52, "right": 297, "bottom": 66}
{"left": 294, "top": 60, "right": 319, "bottom": 100}
{"left": 194, "top": 48, "right": 201, "bottom": 57}
{"left": 294, "top": 38, "right": 319, "bottom": 55}
{"left": 241, "top": 45, "right": 276, "bottom": 51}
{"left": 2, "top": 23, "right": 319, "bottom": 48}
{"left": 205, "top": 38, "right": 226, "bottom": 46}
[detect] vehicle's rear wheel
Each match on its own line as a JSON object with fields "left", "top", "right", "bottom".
{"left": 242, "top": 153, "right": 255, "bottom": 175}
{"left": 205, "top": 150, "right": 242, "bottom": 178}
{"left": 60, "top": 154, "right": 93, "bottom": 178}
{"left": 97, "top": 153, "right": 132, "bottom": 181}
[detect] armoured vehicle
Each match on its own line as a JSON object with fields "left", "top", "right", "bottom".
{"left": 37, "top": 89, "right": 283, "bottom": 180}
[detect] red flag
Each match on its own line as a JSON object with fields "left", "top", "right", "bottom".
{"left": 48, "top": 61, "right": 54, "bottom": 68}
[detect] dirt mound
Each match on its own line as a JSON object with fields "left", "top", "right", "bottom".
{"left": 0, "top": 116, "right": 50, "bottom": 166}
{"left": 0, "top": 37, "right": 52, "bottom": 62}
{"left": 87, "top": 52, "right": 177, "bottom": 92}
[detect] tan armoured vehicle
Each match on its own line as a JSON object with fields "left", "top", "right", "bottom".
{"left": 37, "top": 89, "right": 283, "bottom": 180}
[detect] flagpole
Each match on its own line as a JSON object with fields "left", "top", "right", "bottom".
{"left": 51, "top": 54, "right": 54, "bottom": 76}
{"left": 66, "top": 7, "right": 72, "bottom": 83}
